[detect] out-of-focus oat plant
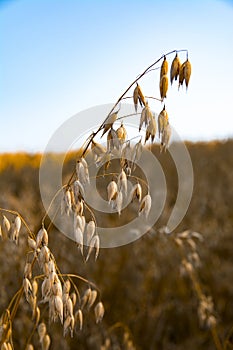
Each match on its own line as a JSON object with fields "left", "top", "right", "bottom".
{"left": 0, "top": 50, "right": 224, "bottom": 350}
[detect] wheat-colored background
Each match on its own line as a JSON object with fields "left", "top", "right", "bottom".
{"left": 0, "top": 141, "right": 232, "bottom": 349}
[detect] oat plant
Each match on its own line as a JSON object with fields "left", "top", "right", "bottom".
{"left": 0, "top": 49, "right": 225, "bottom": 349}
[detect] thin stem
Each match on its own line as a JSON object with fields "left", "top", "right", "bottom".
{"left": 117, "top": 112, "right": 140, "bottom": 121}
{"left": 211, "top": 326, "right": 223, "bottom": 350}
{"left": 41, "top": 185, "right": 66, "bottom": 227}
{"left": 7, "top": 289, "right": 23, "bottom": 311}
{"left": 10, "top": 286, "right": 24, "bottom": 322}
{"left": 144, "top": 66, "right": 161, "bottom": 74}
{"left": 83, "top": 201, "right": 97, "bottom": 226}
{"left": 47, "top": 203, "right": 60, "bottom": 233}
{"left": 145, "top": 96, "right": 162, "bottom": 102}
{"left": 60, "top": 273, "right": 100, "bottom": 293}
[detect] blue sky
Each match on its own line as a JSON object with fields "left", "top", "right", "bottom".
{"left": 1, "top": 0, "right": 233, "bottom": 152}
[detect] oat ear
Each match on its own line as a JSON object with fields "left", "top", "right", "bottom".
{"left": 133, "top": 84, "right": 139, "bottom": 112}
{"left": 170, "top": 53, "right": 181, "bottom": 85}
{"left": 94, "top": 301, "right": 105, "bottom": 324}
{"left": 160, "top": 74, "right": 168, "bottom": 101}
{"left": 184, "top": 58, "right": 192, "bottom": 89}
{"left": 160, "top": 55, "right": 168, "bottom": 79}
{"left": 137, "top": 84, "right": 147, "bottom": 107}
{"left": 178, "top": 61, "right": 186, "bottom": 89}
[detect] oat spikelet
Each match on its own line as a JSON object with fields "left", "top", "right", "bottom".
{"left": 14, "top": 215, "right": 21, "bottom": 232}
{"left": 2, "top": 215, "right": 10, "bottom": 234}
{"left": 170, "top": 53, "right": 181, "bottom": 84}
{"left": 81, "top": 287, "right": 92, "bottom": 309}
{"left": 24, "top": 262, "right": 32, "bottom": 279}
{"left": 94, "top": 301, "right": 105, "bottom": 323}
{"left": 139, "top": 103, "right": 152, "bottom": 131}
{"left": 25, "top": 345, "right": 34, "bottom": 350}
{"left": 63, "top": 280, "right": 71, "bottom": 295}
{"left": 129, "top": 183, "right": 142, "bottom": 202}
{"left": 52, "top": 277, "right": 62, "bottom": 298}
{"left": 116, "top": 123, "right": 127, "bottom": 144}
{"left": 75, "top": 309, "right": 83, "bottom": 330}
{"left": 160, "top": 56, "right": 168, "bottom": 78}
{"left": 178, "top": 61, "right": 185, "bottom": 89}
{"left": 87, "top": 290, "right": 97, "bottom": 309}
{"left": 1, "top": 343, "right": 8, "bottom": 350}
{"left": 117, "top": 169, "right": 127, "bottom": 196}
{"left": 158, "top": 105, "right": 168, "bottom": 138}
{"left": 92, "top": 235, "right": 100, "bottom": 260}
{"left": 38, "top": 322, "right": 46, "bottom": 343}
{"left": 87, "top": 234, "right": 100, "bottom": 261}
{"left": 91, "top": 140, "right": 106, "bottom": 159}
{"left": 74, "top": 227, "right": 83, "bottom": 255}
{"left": 160, "top": 74, "right": 168, "bottom": 101}
{"left": 70, "top": 292, "right": 76, "bottom": 307}
{"left": 138, "top": 194, "right": 152, "bottom": 219}
{"left": 80, "top": 157, "right": 90, "bottom": 184}
{"left": 184, "top": 58, "right": 192, "bottom": 89}
{"left": 74, "top": 214, "right": 85, "bottom": 234}
{"left": 28, "top": 237, "right": 36, "bottom": 250}
{"left": 132, "top": 139, "right": 143, "bottom": 165}
{"left": 133, "top": 83, "right": 146, "bottom": 111}
{"left": 54, "top": 295, "right": 63, "bottom": 323}
{"left": 41, "top": 277, "right": 51, "bottom": 302}
{"left": 107, "top": 180, "right": 118, "bottom": 203}
{"left": 160, "top": 123, "right": 171, "bottom": 152}
{"left": 137, "top": 84, "right": 147, "bottom": 107}
{"left": 23, "top": 277, "right": 33, "bottom": 301}
{"left": 76, "top": 161, "right": 89, "bottom": 185}
{"left": 145, "top": 115, "right": 157, "bottom": 144}
{"left": 64, "top": 315, "right": 75, "bottom": 337}
{"left": 101, "top": 112, "right": 118, "bottom": 137}
{"left": 36, "top": 227, "right": 48, "bottom": 248}
{"left": 86, "top": 220, "right": 96, "bottom": 245}
{"left": 42, "top": 334, "right": 51, "bottom": 350}
{"left": 133, "top": 84, "right": 139, "bottom": 111}
{"left": 73, "top": 180, "right": 85, "bottom": 199}
{"left": 86, "top": 234, "right": 97, "bottom": 261}
{"left": 116, "top": 191, "right": 123, "bottom": 216}
{"left": 11, "top": 215, "right": 21, "bottom": 243}
{"left": 107, "top": 128, "right": 120, "bottom": 151}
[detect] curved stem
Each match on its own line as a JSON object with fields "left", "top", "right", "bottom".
{"left": 83, "top": 202, "right": 97, "bottom": 227}
{"left": 60, "top": 273, "right": 100, "bottom": 293}
{"left": 41, "top": 185, "right": 66, "bottom": 227}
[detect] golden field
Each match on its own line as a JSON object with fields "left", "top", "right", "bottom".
{"left": 0, "top": 140, "right": 233, "bottom": 350}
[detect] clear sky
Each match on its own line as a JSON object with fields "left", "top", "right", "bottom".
{"left": 1, "top": 0, "right": 233, "bottom": 152}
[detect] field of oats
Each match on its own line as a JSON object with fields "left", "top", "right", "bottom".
{"left": 0, "top": 140, "right": 233, "bottom": 350}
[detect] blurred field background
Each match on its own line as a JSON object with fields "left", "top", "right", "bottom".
{"left": 0, "top": 140, "right": 233, "bottom": 350}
